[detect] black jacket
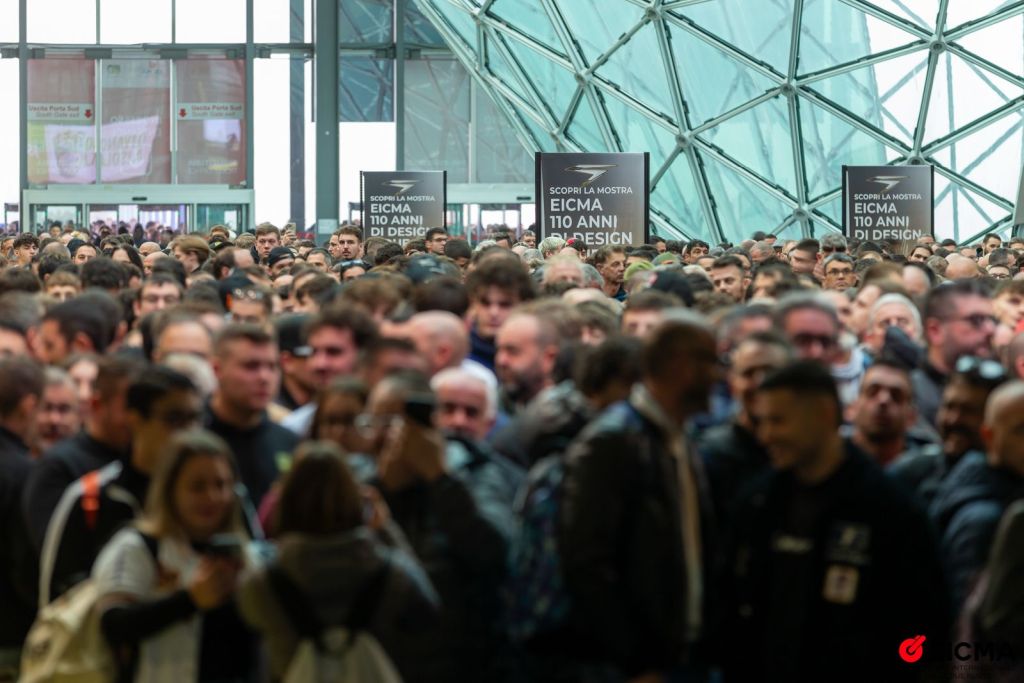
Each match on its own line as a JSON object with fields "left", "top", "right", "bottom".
{"left": 911, "top": 360, "right": 946, "bottom": 428}
{"left": 697, "top": 420, "right": 769, "bottom": 525}
{"left": 929, "top": 451, "right": 1024, "bottom": 609}
{"left": 0, "top": 426, "right": 37, "bottom": 648}
{"left": 490, "top": 382, "right": 594, "bottom": 469}
{"left": 559, "top": 400, "right": 714, "bottom": 677}
{"left": 888, "top": 444, "right": 970, "bottom": 510}
{"left": 368, "top": 440, "right": 515, "bottom": 683}
{"left": 721, "top": 445, "right": 949, "bottom": 682}
{"left": 22, "top": 431, "right": 125, "bottom": 552}
{"left": 39, "top": 459, "right": 149, "bottom": 603}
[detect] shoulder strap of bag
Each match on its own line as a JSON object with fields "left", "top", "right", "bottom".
{"left": 81, "top": 470, "right": 101, "bottom": 530}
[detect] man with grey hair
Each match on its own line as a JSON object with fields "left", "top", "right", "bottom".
{"left": 862, "top": 293, "right": 922, "bottom": 354}
{"left": 820, "top": 232, "right": 848, "bottom": 255}
{"left": 581, "top": 263, "right": 604, "bottom": 290}
{"left": 541, "top": 256, "right": 585, "bottom": 288}
{"left": 822, "top": 252, "right": 857, "bottom": 291}
{"left": 749, "top": 241, "right": 774, "bottom": 264}
{"left": 539, "top": 236, "right": 566, "bottom": 259}
{"left": 431, "top": 366, "right": 498, "bottom": 442}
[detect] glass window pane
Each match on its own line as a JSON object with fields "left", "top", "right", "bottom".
{"left": 255, "top": 57, "right": 310, "bottom": 226}
{"left": 100, "top": 60, "right": 171, "bottom": 183}
{"left": 101, "top": 0, "right": 172, "bottom": 43}
{"left": 29, "top": 0, "right": 95, "bottom": 43}
{"left": 340, "top": 56, "right": 393, "bottom": 122}
{"left": 27, "top": 59, "right": 97, "bottom": 185}
{"left": 255, "top": 0, "right": 307, "bottom": 43}
{"left": 340, "top": 0, "right": 392, "bottom": 44}
{"left": 404, "top": 57, "right": 469, "bottom": 182}
{"left": 473, "top": 83, "right": 531, "bottom": 183}
{"left": 405, "top": 3, "right": 445, "bottom": 46}
{"left": 0, "top": 59, "right": 19, "bottom": 208}
{"left": 0, "top": 0, "right": 17, "bottom": 42}
{"left": 176, "top": 59, "right": 247, "bottom": 184}
{"left": 175, "top": 0, "right": 246, "bottom": 43}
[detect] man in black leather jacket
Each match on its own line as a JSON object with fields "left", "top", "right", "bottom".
{"left": 559, "top": 312, "right": 719, "bottom": 680}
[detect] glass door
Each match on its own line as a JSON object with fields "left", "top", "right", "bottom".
{"left": 195, "top": 203, "right": 246, "bottom": 233}
{"left": 139, "top": 204, "right": 188, "bottom": 236}
{"left": 30, "top": 204, "right": 82, "bottom": 234}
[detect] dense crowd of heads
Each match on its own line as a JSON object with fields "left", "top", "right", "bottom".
{"left": 2, "top": 219, "right": 1024, "bottom": 682}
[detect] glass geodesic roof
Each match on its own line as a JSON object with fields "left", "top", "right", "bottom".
{"left": 411, "top": 0, "right": 1024, "bottom": 244}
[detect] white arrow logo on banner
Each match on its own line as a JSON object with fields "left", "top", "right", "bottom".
{"left": 385, "top": 180, "right": 419, "bottom": 196}
{"left": 565, "top": 164, "right": 617, "bottom": 187}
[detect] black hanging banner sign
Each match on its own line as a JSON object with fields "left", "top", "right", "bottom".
{"left": 361, "top": 170, "right": 447, "bottom": 244}
{"left": 536, "top": 152, "right": 649, "bottom": 246}
{"left": 842, "top": 165, "right": 934, "bottom": 242}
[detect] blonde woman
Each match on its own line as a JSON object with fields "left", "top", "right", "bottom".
{"left": 92, "top": 429, "right": 259, "bottom": 683}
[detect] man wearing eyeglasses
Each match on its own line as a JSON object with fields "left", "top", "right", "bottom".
{"left": 913, "top": 280, "right": 998, "bottom": 427}
{"left": 822, "top": 253, "right": 857, "bottom": 291}
{"left": 820, "top": 233, "right": 847, "bottom": 257}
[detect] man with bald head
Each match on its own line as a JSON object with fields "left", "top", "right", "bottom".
{"left": 560, "top": 311, "right": 718, "bottom": 680}
{"left": 405, "top": 311, "right": 471, "bottom": 377}
{"left": 931, "top": 380, "right": 1024, "bottom": 608}
{"left": 945, "top": 255, "right": 981, "bottom": 280}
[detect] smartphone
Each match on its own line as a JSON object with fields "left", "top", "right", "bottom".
{"left": 206, "top": 533, "right": 244, "bottom": 560}
{"left": 404, "top": 394, "right": 435, "bottom": 428}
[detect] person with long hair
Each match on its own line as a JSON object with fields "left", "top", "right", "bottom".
{"left": 92, "top": 429, "right": 259, "bottom": 683}
{"left": 238, "top": 441, "right": 439, "bottom": 680}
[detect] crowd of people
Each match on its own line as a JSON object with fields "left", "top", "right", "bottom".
{"left": 1, "top": 219, "right": 1023, "bottom": 682}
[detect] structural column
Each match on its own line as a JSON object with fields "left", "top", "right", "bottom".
{"left": 314, "top": 0, "right": 340, "bottom": 236}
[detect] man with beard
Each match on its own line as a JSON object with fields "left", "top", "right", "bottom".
{"left": 494, "top": 301, "right": 579, "bottom": 415}
{"left": 890, "top": 357, "right": 1008, "bottom": 508}
{"left": 592, "top": 246, "right": 626, "bottom": 301}
{"left": 328, "top": 225, "right": 362, "bottom": 262}
{"left": 913, "top": 279, "right": 996, "bottom": 426}
{"left": 847, "top": 360, "right": 919, "bottom": 466}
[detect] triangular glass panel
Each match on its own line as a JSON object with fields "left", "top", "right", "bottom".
{"left": 804, "top": 49, "right": 929, "bottom": 147}
{"left": 799, "top": 0, "right": 921, "bottom": 76}
{"left": 700, "top": 95, "right": 797, "bottom": 195}
{"left": 485, "top": 33, "right": 539, "bottom": 109}
{"left": 553, "top": 0, "right": 646, "bottom": 68}
{"left": 864, "top": 0, "right": 939, "bottom": 31}
{"left": 798, "top": 95, "right": 904, "bottom": 200}
{"left": 666, "top": 19, "right": 781, "bottom": 126}
{"left": 922, "top": 50, "right": 1024, "bottom": 145}
{"left": 814, "top": 194, "right": 843, "bottom": 225}
{"left": 566, "top": 90, "right": 607, "bottom": 151}
{"left": 594, "top": 20, "right": 677, "bottom": 121}
{"left": 650, "top": 152, "right": 712, "bottom": 238}
{"left": 427, "top": 0, "right": 478, "bottom": 51}
{"left": 519, "top": 108, "right": 558, "bottom": 152}
{"left": 672, "top": 0, "right": 794, "bottom": 76}
{"left": 945, "top": 1, "right": 1016, "bottom": 31}
{"left": 932, "top": 175, "right": 1012, "bottom": 242}
{"left": 928, "top": 114, "right": 1023, "bottom": 202}
{"left": 699, "top": 149, "right": 796, "bottom": 243}
{"left": 953, "top": 16, "right": 1024, "bottom": 78}
{"left": 602, "top": 92, "right": 678, "bottom": 171}
{"left": 489, "top": 0, "right": 567, "bottom": 59}
{"left": 500, "top": 33, "right": 579, "bottom": 124}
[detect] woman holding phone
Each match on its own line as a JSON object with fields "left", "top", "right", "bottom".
{"left": 92, "top": 429, "right": 259, "bottom": 683}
